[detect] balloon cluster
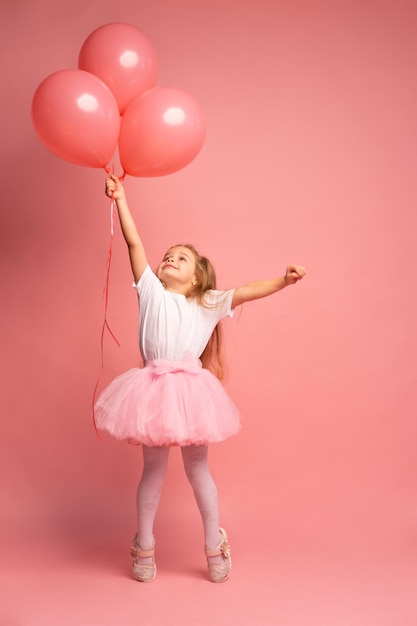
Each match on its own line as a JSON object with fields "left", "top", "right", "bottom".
{"left": 31, "top": 23, "right": 206, "bottom": 177}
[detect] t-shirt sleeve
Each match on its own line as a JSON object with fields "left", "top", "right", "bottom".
{"left": 132, "top": 265, "right": 162, "bottom": 299}
{"left": 204, "top": 288, "right": 235, "bottom": 319}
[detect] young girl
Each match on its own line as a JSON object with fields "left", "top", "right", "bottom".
{"left": 95, "top": 176, "right": 305, "bottom": 583}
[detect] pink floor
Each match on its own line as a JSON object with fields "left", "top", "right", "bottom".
{"left": 1, "top": 446, "right": 416, "bottom": 626}
{"left": 2, "top": 538, "right": 415, "bottom": 626}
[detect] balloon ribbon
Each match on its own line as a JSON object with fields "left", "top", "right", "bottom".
{"left": 92, "top": 194, "right": 121, "bottom": 439}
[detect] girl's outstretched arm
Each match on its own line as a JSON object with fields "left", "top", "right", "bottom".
{"left": 231, "top": 265, "right": 306, "bottom": 309}
{"left": 105, "top": 176, "right": 148, "bottom": 283}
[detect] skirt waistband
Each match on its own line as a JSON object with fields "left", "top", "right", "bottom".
{"left": 144, "top": 358, "right": 202, "bottom": 375}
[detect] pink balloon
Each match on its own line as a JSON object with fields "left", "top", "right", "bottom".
{"left": 78, "top": 23, "right": 158, "bottom": 115}
{"left": 32, "top": 69, "right": 120, "bottom": 168}
{"left": 119, "top": 87, "right": 206, "bottom": 177}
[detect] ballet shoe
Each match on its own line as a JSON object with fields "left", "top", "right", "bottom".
{"left": 204, "top": 528, "right": 232, "bottom": 583}
{"left": 131, "top": 535, "right": 156, "bottom": 582}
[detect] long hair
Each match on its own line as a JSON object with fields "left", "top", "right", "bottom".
{"left": 165, "top": 244, "right": 226, "bottom": 380}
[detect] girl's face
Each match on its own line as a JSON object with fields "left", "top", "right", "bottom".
{"left": 157, "top": 246, "right": 197, "bottom": 292}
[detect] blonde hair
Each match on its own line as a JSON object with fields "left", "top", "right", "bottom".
{"left": 164, "top": 244, "right": 226, "bottom": 380}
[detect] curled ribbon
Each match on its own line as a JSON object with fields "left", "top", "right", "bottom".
{"left": 91, "top": 167, "right": 127, "bottom": 439}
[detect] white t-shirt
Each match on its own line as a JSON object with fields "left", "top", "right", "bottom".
{"left": 133, "top": 265, "right": 235, "bottom": 362}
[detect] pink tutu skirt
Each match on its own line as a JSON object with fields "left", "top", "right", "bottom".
{"left": 94, "top": 359, "right": 241, "bottom": 446}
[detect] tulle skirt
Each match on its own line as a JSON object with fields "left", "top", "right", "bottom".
{"left": 94, "top": 358, "right": 241, "bottom": 446}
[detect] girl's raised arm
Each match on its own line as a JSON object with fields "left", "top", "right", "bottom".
{"left": 105, "top": 176, "right": 148, "bottom": 283}
{"left": 231, "top": 265, "right": 306, "bottom": 309}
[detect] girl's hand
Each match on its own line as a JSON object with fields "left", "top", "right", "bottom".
{"left": 105, "top": 175, "right": 125, "bottom": 201}
{"left": 285, "top": 265, "right": 306, "bottom": 285}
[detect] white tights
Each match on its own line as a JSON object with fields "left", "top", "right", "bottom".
{"left": 135, "top": 444, "right": 221, "bottom": 550}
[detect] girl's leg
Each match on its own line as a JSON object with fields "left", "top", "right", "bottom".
{"left": 181, "top": 444, "right": 222, "bottom": 550}
{"left": 136, "top": 445, "right": 170, "bottom": 549}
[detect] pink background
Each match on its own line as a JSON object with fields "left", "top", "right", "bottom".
{"left": 1, "top": 1, "right": 417, "bottom": 624}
